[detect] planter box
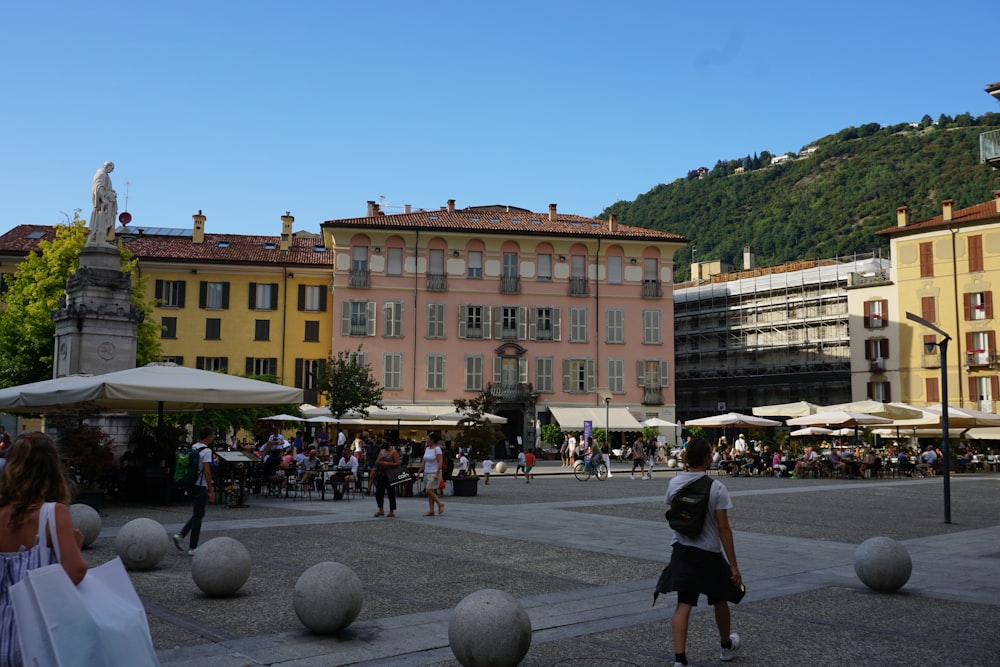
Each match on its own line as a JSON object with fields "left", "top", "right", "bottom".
{"left": 73, "top": 488, "right": 105, "bottom": 512}
{"left": 452, "top": 477, "right": 479, "bottom": 497}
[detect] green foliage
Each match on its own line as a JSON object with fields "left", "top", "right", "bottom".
{"left": 592, "top": 428, "right": 608, "bottom": 445}
{"left": 0, "top": 215, "right": 160, "bottom": 387}
{"left": 540, "top": 423, "right": 563, "bottom": 448}
{"left": 314, "top": 346, "right": 383, "bottom": 418}
{"left": 129, "top": 420, "right": 188, "bottom": 467}
{"left": 451, "top": 390, "right": 504, "bottom": 463}
{"left": 641, "top": 426, "right": 660, "bottom": 439}
{"left": 601, "top": 113, "right": 1000, "bottom": 282}
{"left": 685, "top": 426, "right": 705, "bottom": 440}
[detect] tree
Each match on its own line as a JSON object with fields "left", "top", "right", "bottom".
{"left": 451, "top": 389, "right": 504, "bottom": 464}
{"left": 0, "top": 215, "right": 161, "bottom": 387}
{"left": 313, "top": 346, "right": 383, "bottom": 418}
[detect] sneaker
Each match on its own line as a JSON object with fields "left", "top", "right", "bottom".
{"left": 186, "top": 548, "right": 196, "bottom": 556}
{"left": 171, "top": 533, "right": 184, "bottom": 551}
{"left": 642, "top": 474, "right": 651, "bottom": 480}
{"left": 629, "top": 474, "right": 635, "bottom": 480}
{"left": 720, "top": 632, "right": 741, "bottom": 662}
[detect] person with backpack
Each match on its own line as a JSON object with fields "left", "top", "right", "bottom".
{"left": 662, "top": 437, "right": 742, "bottom": 666}
{"left": 172, "top": 426, "right": 215, "bottom": 555}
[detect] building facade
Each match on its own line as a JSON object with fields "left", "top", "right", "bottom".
{"left": 876, "top": 195, "right": 1000, "bottom": 412}
{"left": 674, "top": 251, "right": 890, "bottom": 419}
{"left": 321, "top": 201, "right": 687, "bottom": 447}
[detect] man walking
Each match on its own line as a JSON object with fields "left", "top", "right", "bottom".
{"left": 173, "top": 426, "right": 215, "bottom": 555}
{"left": 630, "top": 435, "right": 647, "bottom": 480}
{"left": 663, "top": 438, "right": 742, "bottom": 666}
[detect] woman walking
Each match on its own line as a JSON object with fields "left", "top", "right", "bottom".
{"left": 418, "top": 436, "right": 445, "bottom": 516}
{"left": 1, "top": 432, "right": 89, "bottom": 667}
{"left": 373, "top": 440, "right": 400, "bottom": 517}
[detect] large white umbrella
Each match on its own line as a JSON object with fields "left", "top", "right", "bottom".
{"left": 752, "top": 401, "right": 822, "bottom": 418}
{"left": 789, "top": 426, "right": 834, "bottom": 437}
{"left": 0, "top": 363, "right": 303, "bottom": 414}
{"left": 787, "top": 410, "right": 892, "bottom": 428}
{"left": 684, "top": 412, "right": 782, "bottom": 428}
{"left": 259, "top": 413, "right": 304, "bottom": 422}
{"left": 434, "top": 409, "right": 508, "bottom": 425}
{"left": 822, "top": 400, "right": 923, "bottom": 420}
{"left": 887, "top": 405, "right": 1000, "bottom": 430}
{"left": 640, "top": 417, "right": 678, "bottom": 428}
{"left": 304, "top": 415, "right": 342, "bottom": 424}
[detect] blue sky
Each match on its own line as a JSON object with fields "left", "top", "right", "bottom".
{"left": 2, "top": 1, "right": 997, "bottom": 237}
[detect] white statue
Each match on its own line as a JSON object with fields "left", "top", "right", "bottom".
{"left": 86, "top": 161, "right": 117, "bottom": 246}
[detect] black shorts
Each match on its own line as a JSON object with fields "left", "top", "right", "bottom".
{"left": 667, "top": 544, "right": 732, "bottom": 607}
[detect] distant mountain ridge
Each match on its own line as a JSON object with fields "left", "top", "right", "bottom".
{"left": 601, "top": 113, "right": 1000, "bottom": 281}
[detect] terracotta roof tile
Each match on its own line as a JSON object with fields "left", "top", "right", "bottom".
{"left": 322, "top": 208, "right": 687, "bottom": 242}
{"left": 877, "top": 199, "right": 1000, "bottom": 237}
{"left": 0, "top": 225, "right": 332, "bottom": 267}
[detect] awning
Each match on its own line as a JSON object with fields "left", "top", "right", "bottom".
{"left": 548, "top": 406, "right": 643, "bottom": 431}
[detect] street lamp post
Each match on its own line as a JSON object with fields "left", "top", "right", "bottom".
{"left": 905, "top": 312, "right": 952, "bottom": 523}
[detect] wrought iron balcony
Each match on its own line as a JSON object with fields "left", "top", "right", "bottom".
{"left": 465, "top": 326, "right": 484, "bottom": 340}
{"left": 642, "top": 386, "right": 663, "bottom": 405}
{"left": 426, "top": 273, "right": 447, "bottom": 291}
{"left": 642, "top": 280, "right": 662, "bottom": 298}
{"left": 500, "top": 276, "right": 521, "bottom": 294}
{"left": 568, "top": 277, "right": 589, "bottom": 296}
{"left": 980, "top": 128, "right": 1000, "bottom": 168}
{"left": 966, "top": 350, "right": 998, "bottom": 368}
{"left": 499, "top": 327, "right": 519, "bottom": 341}
{"left": 349, "top": 321, "right": 368, "bottom": 336}
{"left": 868, "top": 360, "right": 885, "bottom": 373}
{"left": 488, "top": 382, "right": 533, "bottom": 402}
{"left": 349, "top": 269, "right": 370, "bottom": 288}
{"left": 535, "top": 328, "right": 554, "bottom": 341}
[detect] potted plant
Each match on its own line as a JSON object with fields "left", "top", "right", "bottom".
{"left": 451, "top": 391, "right": 505, "bottom": 497}
{"left": 48, "top": 409, "right": 116, "bottom": 511}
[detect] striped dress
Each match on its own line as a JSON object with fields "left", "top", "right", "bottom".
{"left": 0, "top": 503, "right": 56, "bottom": 667}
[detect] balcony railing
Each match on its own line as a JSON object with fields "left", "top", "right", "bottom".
{"left": 426, "top": 273, "right": 447, "bottom": 291}
{"left": 349, "top": 321, "right": 368, "bottom": 336}
{"left": 921, "top": 354, "right": 941, "bottom": 369}
{"left": 465, "top": 326, "right": 484, "bottom": 340}
{"left": 642, "top": 280, "right": 662, "bottom": 298}
{"left": 500, "top": 276, "right": 521, "bottom": 294}
{"left": 487, "top": 382, "right": 533, "bottom": 402}
{"left": 349, "top": 269, "right": 370, "bottom": 288}
{"left": 966, "top": 350, "right": 998, "bottom": 368}
{"left": 868, "top": 360, "right": 885, "bottom": 373}
{"left": 865, "top": 315, "right": 885, "bottom": 329}
{"left": 535, "top": 328, "right": 553, "bottom": 341}
{"left": 568, "top": 277, "right": 589, "bottom": 296}
{"left": 500, "top": 327, "right": 519, "bottom": 341}
{"left": 980, "top": 128, "right": 1000, "bottom": 168}
{"left": 847, "top": 270, "right": 890, "bottom": 288}
{"left": 642, "top": 386, "right": 664, "bottom": 405}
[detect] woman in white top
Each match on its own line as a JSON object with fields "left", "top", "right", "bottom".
{"left": 418, "top": 436, "right": 444, "bottom": 516}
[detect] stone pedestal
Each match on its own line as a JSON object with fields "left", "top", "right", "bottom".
{"left": 51, "top": 245, "right": 143, "bottom": 377}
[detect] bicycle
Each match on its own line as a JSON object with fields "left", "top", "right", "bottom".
{"left": 573, "top": 457, "right": 608, "bottom": 481}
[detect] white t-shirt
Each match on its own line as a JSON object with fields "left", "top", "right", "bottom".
{"left": 457, "top": 454, "right": 469, "bottom": 474}
{"left": 338, "top": 456, "right": 358, "bottom": 476}
{"left": 423, "top": 446, "right": 443, "bottom": 475}
{"left": 734, "top": 438, "right": 747, "bottom": 455}
{"left": 482, "top": 459, "right": 494, "bottom": 475}
{"left": 665, "top": 471, "right": 732, "bottom": 553}
{"left": 194, "top": 443, "right": 213, "bottom": 488}
{"left": 568, "top": 436, "right": 577, "bottom": 453}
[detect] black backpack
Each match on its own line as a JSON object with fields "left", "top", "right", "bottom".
{"left": 666, "top": 475, "right": 713, "bottom": 536}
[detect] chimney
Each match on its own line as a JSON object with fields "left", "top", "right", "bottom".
{"left": 447, "top": 199, "right": 456, "bottom": 214}
{"left": 548, "top": 203, "right": 557, "bottom": 222}
{"left": 280, "top": 212, "right": 293, "bottom": 251}
{"left": 404, "top": 204, "right": 411, "bottom": 214}
{"left": 366, "top": 200, "right": 379, "bottom": 217}
{"left": 942, "top": 199, "right": 953, "bottom": 222}
{"left": 743, "top": 246, "right": 755, "bottom": 270}
{"left": 994, "top": 190, "right": 1000, "bottom": 214}
{"left": 896, "top": 206, "right": 910, "bottom": 227}
{"left": 192, "top": 210, "right": 206, "bottom": 244}
{"left": 608, "top": 213, "right": 618, "bottom": 232}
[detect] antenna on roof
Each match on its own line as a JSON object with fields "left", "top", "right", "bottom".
{"left": 118, "top": 180, "right": 133, "bottom": 224}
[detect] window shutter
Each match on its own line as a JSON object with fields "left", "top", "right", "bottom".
{"left": 883, "top": 383, "right": 891, "bottom": 402}
{"left": 248, "top": 282, "right": 257, "bottom": 309}
{"left": 483, "top": 305, "right": 492, "bottom": 339}
{"left": 199, "top": 281, "right": 207, "bottom": 308}
{"left": 220, "top": 357, "right": 228, "bottom": 373}
{"left": 963, "top": 293, "right": 972, "bottom": 321}
{"left": 492, "top": 306, "right": 502, "bottom": 340}
{"left": 866, "top": 382, "right": 874, "bottom": 400}
{"left": 269, "top": 284, "right": 278, "bottom": 310}
{"left": 154, "top": 280, "right": 164, "bottom": 301}
{"left": 383, "top": 302, "right": 392, "bottom": 336}
{"left": 519, "top": 357, "right": 528, "bottom": 384}
{"left": 966, "top": 332, "right": 974, "bottom": 353}
{"left": 585, "top": 360, "right": 595, "bottom": 392}
{"left": 493, "top": 357, "right": 502, "bottom": 384}
{"left": 992, "top": 376, "right": 1000, "bottom": 400}
{"left": 294, "top": 359, "right": 303, "bottom": 388}
{"left": 925, "top": 377, "right": 939, "bottom": 403}
{"left": 298, "top": 285, "right": 306, "bottom": 311}
{"left": 458, "top": 304, "right": 467, "bottom": 339}
{"left": 986, "top": 291, "right": 994, "bottom": 319}
{"left": 341, "top": 301, "right": 351, "bottom": 335}
{"left": 883, "top": 339, "right": 890, "bottom": 359}
{"left": 659, "top": 360, "right": 669, "bottom": 387}
{"left": 246, "top": 358, "right": 254, "bottom": 375}
{"left": 919, "top": 242, "right": 933, "bottom": 277}
{"left": 195, "top": 356, "right": 204, "bottom": 370}
{"left": 528, "top": 307, "right": 537, "bottom": 340}
{"left": 552, "top": 308, "right": 561, "bottom": 341}
{"left": 863, "top": 301, "right": 871, "bottom": 329}
{"left": 636, "top": 360, "right": 645, "bottom": 387}
{"left": 518, "top": 306, "right": 527, "bottom": 340}
{"left": 878, "top": 299, "right": 887, "bottom": 325}
{"left": 988, "top": 330, "right": 997, "bottom": 353}
{"left": 969, "top": 376, "right": 978, "bottom": 401}
{"left": 969, "top": 234, "right": 984, "bottom": 272}
{"left": 921, "top": 296, "right": 935, "bottom": 323}
{"left": 177, "top": 281, "right": 186, "bottom": 308}
{"left": 221, "top": 283, "right": 230, "bottom": 309}
{"left": 864, "top": 340, "right": 873, "bottom": 361}
{"left": 366, "top": 301, "right": 376, "bottom": 336}
{"left": 318, "top": 287, "right": 327, "bottom": 312}
{"left": 562, "top": 359, "right": 571, "bottom": 391}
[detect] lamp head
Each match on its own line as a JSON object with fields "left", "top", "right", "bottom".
{"left": 925, "top": 341, "right": 937, "bottom": 354}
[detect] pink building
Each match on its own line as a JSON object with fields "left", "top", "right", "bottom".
{"left": 322, "top": 201, "right": 687, "bottom": 449}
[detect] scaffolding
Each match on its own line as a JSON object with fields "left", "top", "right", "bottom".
{"left": 674, "top": 252, "right": 890, "bottom": 420}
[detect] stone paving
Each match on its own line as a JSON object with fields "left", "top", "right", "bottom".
{"left": 79, "top": 462, "right": 1000, "bottom": 666}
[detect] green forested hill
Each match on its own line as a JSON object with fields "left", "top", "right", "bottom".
{"left": 601, "top": 113, "right": 1000, "bottom": 281}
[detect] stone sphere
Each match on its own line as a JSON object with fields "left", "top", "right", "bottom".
{"left": 449, "top": 589, "right": 531, "bottom": 667}
{"left": 69, "top": 503, "right": 101, "bottom": 548}
{"left": 667, "top": 458, "right": 678, "bottom": 469}
{"left": 494, "top": 461, "right": 507, "bottom": 474}
{"left": 114, "top": 518, "right": 169, "bottom": 571}
{"left": 854, "top": 536, "right": 912, "bottom": 592}
{"left": 191, "top": 537, "right": 251, "bottom": 597}
{"left": 293, "top": 562, "right": 363, "bottom": 634}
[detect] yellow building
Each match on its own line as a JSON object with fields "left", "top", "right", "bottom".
{"left": 876, "top": 194, "right": 1000, "bottom": 410}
